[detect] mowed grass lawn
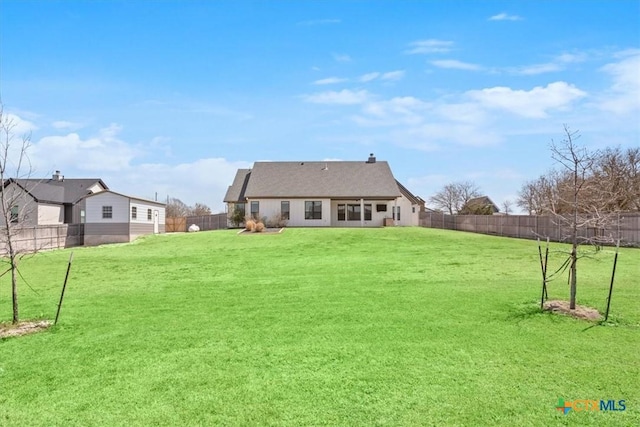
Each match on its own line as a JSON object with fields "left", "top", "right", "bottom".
{"left": 0, "top": 227, "right": 638, "bottom": 426}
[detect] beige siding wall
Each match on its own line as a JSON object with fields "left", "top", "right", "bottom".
{"left": 1, "top": 182, "right": 38, "bottom": 226}
{"left": 37, "top": 203, "right": 64, "bottom": 225}
{"left": 86, "top": 192, "right": 130, "bottom": 222}
{"left": 247, "top": 198, "right": 331, "bottom": 227}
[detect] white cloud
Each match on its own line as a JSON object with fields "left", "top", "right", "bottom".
{"left": 332, "top": 53, "right": 352, "bottom": 62}
{"left": 32, "top": 124, "right": 138, "bottom": 172}
{"left": 360, "top": 72, "right": 381, "bottom": 82}
{"left": 52, "top": 120, "right": 82, "bottom": 130}
{"left": 466, "top": 81, "right": 587, "bottom": 118}
{"left": 106, "top": 158, "right": 252, "bottom": 212}
{"left": 355, "top": 97, "right": 430, "bottom": 126}
{"left": 297, "top": 19, "right": 341, "bottom": 26}
{"left": 509, "top": 52, "right": 587, "bottom": 75}
{"left": 381, "top": 70, "right": 405, "bottom": 81}
{"left": 2, "top": 112, "right": 38, "bottom": 135}
{"left": 405, "top": 39, "right": 454, "bottom": 54}
{"left": 313, "top": 77, "right": 348, "bottom": 85}
{"left": 303, "top": 89, "right": 370, "bottom": 105}
{"left": 431, "top": 59, "right": 483, "bottom": 71}
{"left": 598, "top": 50, "right": 640, "bottom": 115}
{"left": 489, "top": 12, "right": 523, "bottom": 21}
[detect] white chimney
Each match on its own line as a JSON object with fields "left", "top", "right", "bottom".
{"left": 52, "top": 170, "right": 64, "bottom": 181}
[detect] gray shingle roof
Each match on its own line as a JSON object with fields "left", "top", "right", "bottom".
{"left": 235, "top": 161, "right": 402, "bottom": 200}
{"left": 6, "top": 178, "right": 108, "bottom": 204}
{"left": 223, "top": 169, "right": 251, "bottom": 202}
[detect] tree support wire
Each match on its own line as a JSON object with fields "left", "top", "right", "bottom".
{"left": 54, "top": 252, "right": 74, "bottom": 325}
{"left": 604, "top": 240, "right": 620, "bottom": 322}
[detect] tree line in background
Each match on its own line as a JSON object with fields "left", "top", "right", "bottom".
{"left": 517, "top": 146, "right": 639, "bottom": 215}
{"left": 165, "top": 197, "right": 212, "bottom": 218}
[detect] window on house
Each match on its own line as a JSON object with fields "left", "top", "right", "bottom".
{"left": 250, "top": 201, "right": 259, "bottom": 219}
{"left": 281, "top": 201, "right": 290, "bottom": 220}
{"left": 337, "top": 204, "right": 345, "bottom": 221}
{"left": 236, "top": 203, "right": 246, "bottom": 217}
{"left": 393, "top": 206, "right": 401, "bottom": 221}
{"left": 305, "top": 201, "right": 322, "bottom": 220}
{"left": 347, "top": 204, "right": 361, "bottom": 221}
{"left": 131, "top": 206, "right": 137, "bottom": 220}
{"left": 376, "top": 204, "right": 387, "bottom": 212}
{"left": 80, "top": 210, "right": 86, "bottom": 224}
{"left": 364, "top": 204, "right": 372, "bottom": 221}
{"left": 102, "top": 206, "right": 113, "bottom": 219}
{"left": 147, "top": 209, "right": 152, "bottom": 221}
{"left": 412, "top": 206, "right": 416, "bottom": 213}
{"left": 10, "top": 205, "right": 19, "bottom": 223}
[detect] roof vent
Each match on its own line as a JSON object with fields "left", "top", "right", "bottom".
{"left": 366, "top": 153, "right": 376, "bottom": 163}
{"left": 322, "top": 163, "right": 328, "bottom": 171}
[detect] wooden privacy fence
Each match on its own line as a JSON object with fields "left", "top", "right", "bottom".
{"left": 0, "top": 224, "right": 84, "bottom": 255}
{"left": 420, "top": 212, "right": 640, "bottom": 247}
{"left": 166, "top": 214, "right": 228, "bottom": 232}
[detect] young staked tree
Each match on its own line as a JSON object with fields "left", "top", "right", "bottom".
{"left": 550, "top": 125, "right": 603, "bottom": 310}
{"left": 0, "top": 106, "right": 34, "bottom": 324}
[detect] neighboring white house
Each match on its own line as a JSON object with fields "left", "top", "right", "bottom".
{"left": 224, "top": 154, "right": 423, "bottom": 227}
{"left": 84, "top": 190, "right": 166, "bottom": 246}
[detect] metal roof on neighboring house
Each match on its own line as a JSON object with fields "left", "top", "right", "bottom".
{"left": 4, "top": 178, "right": 108, "bottom": 205}
{"left": 228, "top": 161, "right": 402, "bottom": 200}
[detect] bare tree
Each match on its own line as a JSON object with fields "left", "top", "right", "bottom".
{"left": 502, "top": 200, "right": 513, "bottom": 215}
{"left": 165, "top": 197, "right": 192, "bottom": 217}
{"left": 192, "top": 202, "right": 212, "bottom": 216}
{"left": 429, "top": 181, "right": 480, "bottom": 214}
{"left": 0, "top": 106, "right": 34, "bottom": 324}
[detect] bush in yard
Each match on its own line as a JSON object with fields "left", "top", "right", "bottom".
{"left": 245, "top": 219, "right": 256, "bottom": 231}
{"left": 255, "top": 222, "right": 265, "bottom": 232}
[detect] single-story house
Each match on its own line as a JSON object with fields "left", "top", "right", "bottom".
{"left": 224, "top": 154, "right": 422, "bottom": 227}
{"left": 461, "top": 196, "right": 500, "bottom": 215}
{"left": 2, "top": 171, "right": 107, "bottom": 226}
{"left": 84, "top": 190, "right": 166, "bottom": 246}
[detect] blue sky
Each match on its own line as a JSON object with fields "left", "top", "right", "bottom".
{"left": 1, "top": 1, "right": 638, "bottom": 212}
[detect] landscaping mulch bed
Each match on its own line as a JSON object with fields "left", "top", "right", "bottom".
{"left": 543, "top": 300, "right": 602, "bottom": 321}
{"left": 0, "top": 320, "right": 52, "bottom": 339}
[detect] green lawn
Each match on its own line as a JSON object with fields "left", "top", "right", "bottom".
{"left": 0, "top": 228, "right": 638, "bottom": 426}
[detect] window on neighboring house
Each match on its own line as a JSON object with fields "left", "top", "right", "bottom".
{"left": 147, "top": 209, "right": 152, "bottom": 221}
{"left": 337, "top": 204, "right": 345, "bottom": 221}
{"left": 347, "top": 204, "right": 361, "bottom": 221}
{"left": 364, "top": 204, "right": 372, "bottom": 221}
{"left": 305, "top": 201, "right": 322, "bottom": 220}
{"left": 10, "top": 205, "right": 19, "bottom": 223}
{"left": 281, "top": 201, "right": 290, "bottom": 220}
{"left": 80, "top": 210, "right": 86, "bottom": 224}
{"left": 131, "top": 206, "right": 137, "bottom": 220}
{"left": 393, "top": 206, "right": 401, "bottom": 221}
{"left": 235, "top": 203, "right": 246, "bottom": 217}
{"left": 376, "top": 204, "right": 387, "bottom": 212}
{"left": 250, "top": 201, "right": 259, "bottom": 219}
{"left": 102, "top": 206, "right": 113, "bottom": 219}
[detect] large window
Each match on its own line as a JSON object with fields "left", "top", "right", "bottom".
{"left": 102, "top": 206, "right": 113, "bottom": 219}
{"left": 305, "top": 201, "right": 322, "bottom": 220}
{"left": 337, "top": 204, "right": 345, "bottom": 221}
{"left": 281, "top": 201, "right": 290, "bottom": 220}
{"left": 250, "top": 201, "right": 260, "bottom": 219}
{"left": 235, "top": 203, "right": 246, "bottom": 217}
{"left": 347, "top": 204, "right": 361, "bottom": 221}
{"left": 344, "top": 204, "right": 372, "bottom": 221}
{"left": 10, "top": 205, "right": 18, "bottom": 223}
{"left": 131, "top": 206, "right": 137, "bottom": 220}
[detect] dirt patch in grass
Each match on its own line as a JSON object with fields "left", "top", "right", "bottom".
{"left": 0, "top": 320, "right": 52, "bottom": 339}
{"left": 543, "top": 300, "right": 602, "bottom": 321}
